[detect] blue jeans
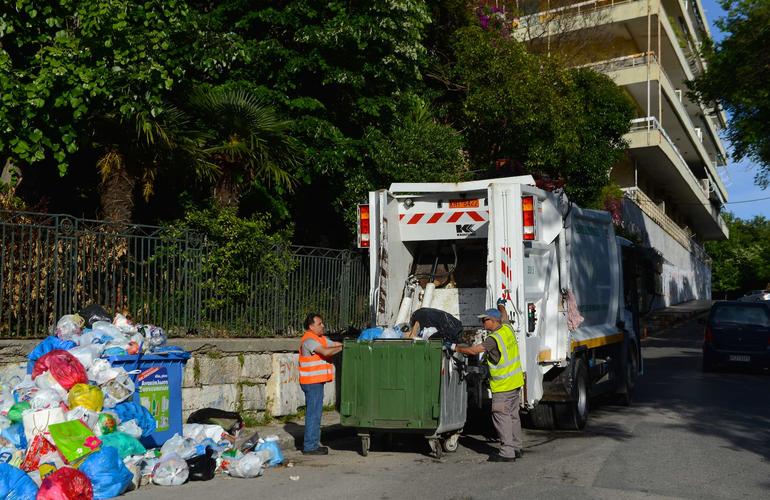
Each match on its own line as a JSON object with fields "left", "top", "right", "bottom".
{"left": 301, "top": 383, "right": 325, "bottom": 451}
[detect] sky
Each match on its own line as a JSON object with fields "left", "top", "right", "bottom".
{"left": 700, "top": 0, "right": 770, "bottom": 220}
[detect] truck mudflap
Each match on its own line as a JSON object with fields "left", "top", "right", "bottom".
{"left": 539, "top": 363, "right": 574, "bottom": 402}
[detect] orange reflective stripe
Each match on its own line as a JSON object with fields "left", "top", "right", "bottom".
{"left": 299, "top": 331, "right": 333, "bottom": 384}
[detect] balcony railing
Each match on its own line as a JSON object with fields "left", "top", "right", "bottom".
{"left": 623, "top": 187, "right": 710, "bottom": 260}
{"left": 518, "top": 0, "right": 634, "bottom": 29}
{"left": 578, "top": 51, "right": 656, "bottom": 72}
{"left": 629, "top": 116, "right": 692, "bottom": 167}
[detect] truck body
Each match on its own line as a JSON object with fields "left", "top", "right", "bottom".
{"left": 359, "top": 176, "right": 641, "bottom": 428}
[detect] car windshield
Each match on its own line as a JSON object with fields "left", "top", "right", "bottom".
{"left": 712, "top": 305, "right": 770, "bottom": 327}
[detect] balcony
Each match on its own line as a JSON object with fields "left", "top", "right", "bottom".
{"left": 581, "top": 52, "right": 727, "bottom": 202}
{"left": 623, "top": 187, "right": 720, "bottom": 259}
{"left": 625, "top": 117, "right": 727, "bottom": 240}
{"left": 516, "top": 1, "right": 726, "bottom": 157}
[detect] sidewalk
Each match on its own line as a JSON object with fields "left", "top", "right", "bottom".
{"left": 236, "top": 410, "right": 350, "bottom": 452}
{"left": 640, "top": 299, "right": 713, "bottom": 337}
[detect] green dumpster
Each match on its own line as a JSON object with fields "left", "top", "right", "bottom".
{"left": 340, "top": 339, "right": 467, "bottom": 457}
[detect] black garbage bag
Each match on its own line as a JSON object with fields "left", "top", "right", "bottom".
{"left": 186, "top": 408, "right": 244, "bottom": 436}
{"left": 409, "top": 308, "right": 463, "bottom": 343}
{"left": 186, "top": 447, "right": 217, "bottom": 481}
{"left": 78, "top": 304, "right": 112, "bottom": 327}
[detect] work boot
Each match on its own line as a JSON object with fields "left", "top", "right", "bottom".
{"left": 302, "top": 446, "right": 329, "bottom": 455}
{"left": 487, "top": 454, "right": 515, "bottom": 463}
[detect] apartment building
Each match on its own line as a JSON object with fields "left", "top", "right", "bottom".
{"left": 514, "top": 0, "right": 729, "bottom": 310}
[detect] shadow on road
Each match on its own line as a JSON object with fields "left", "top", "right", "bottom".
{"left": 635, "top": 325, "right": 770, "bottom": 461}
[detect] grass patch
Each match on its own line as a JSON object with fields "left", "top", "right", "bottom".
{"left": 242, "top": 410, "right": 272, "bottom": 427}
{"left": 193, "top": 358, "right": 201, "bottom": 385}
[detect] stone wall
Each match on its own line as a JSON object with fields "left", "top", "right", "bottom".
{"left": 0, "top": 338, "right": 336, "bottom": 420}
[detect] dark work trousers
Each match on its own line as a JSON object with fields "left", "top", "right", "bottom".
{"left": 491, "top": 388, "right": 523, "bottom": 458}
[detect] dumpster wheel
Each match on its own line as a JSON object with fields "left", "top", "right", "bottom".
{"left": 360, "top": 435, "right": 370, "bottom": 457}
{"left": 442, "top": 432, "right": 461, "bottom": 453}
{"left": 428, "top": 438, "right": 443, "bottom": 459}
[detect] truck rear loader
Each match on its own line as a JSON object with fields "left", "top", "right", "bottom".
{"left": 356, "top": 176, "right": 642, "bottom": 429}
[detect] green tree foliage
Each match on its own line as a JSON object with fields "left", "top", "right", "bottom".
{"left": 175, "top": 206, "right": 295, "bottom": 312}
{"left": 188, "top": 86, "right": 300, "bottom": 209}
{"left": 196, "top": 1, "right": 466, "bottom": 234}
{"left": 690, "top": 0, "right": 770, "bottom": 187}
{"left": 0, "top": 0, "right": 228, "bottom": 172}
{"left": 706, "top": 213, "right": 770, "bottom": 296}
{"left": 448, "top": 27, "right": 635, "bottom": 206}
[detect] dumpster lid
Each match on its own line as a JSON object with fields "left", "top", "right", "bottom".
{"left": 105, "top": 350, "right": 191, "bottom": 363}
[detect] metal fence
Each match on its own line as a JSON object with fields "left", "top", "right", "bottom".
{"left": 0, "top": 211, "right": 370, "bottom": 338}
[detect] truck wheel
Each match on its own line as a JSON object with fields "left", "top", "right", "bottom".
{"left": 615, "top": 346, "right": 638, "bottom": 406}
{"left": 555, "top": 357, "right": 589, "bottom": 430}
{"left": 524, "top": 403, "right": 555, "bottom": 430}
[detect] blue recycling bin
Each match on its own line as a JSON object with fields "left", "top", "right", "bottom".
{"left": 107, "top": 351, "right": 191, "bottom": 448}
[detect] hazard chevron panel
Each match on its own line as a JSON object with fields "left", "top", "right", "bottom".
{"left": 398, "top": 209, "right": 489, "bottom": 241}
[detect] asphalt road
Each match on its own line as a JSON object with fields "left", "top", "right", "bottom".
{"left": 129, "top": 317, "right": 770, "bottom": 499}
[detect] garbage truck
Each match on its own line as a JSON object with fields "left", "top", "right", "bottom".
{"left": 356, "top": 176, "right": 642, "bottom": 430}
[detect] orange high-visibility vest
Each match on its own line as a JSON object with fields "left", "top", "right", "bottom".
{"left": 299, "top": 331, "right": 334, "bottom": 385}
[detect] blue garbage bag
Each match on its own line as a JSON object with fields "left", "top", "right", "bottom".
{"left": 113, "top": 401, "right": 156, "bottom": 437}
{"left": 0, "top": 463, "right": 38, "bottom": 500}
{"left": 358, "top": 327, "right": 384, "bottom": 341}
{"left": 0, "top": 424, "right": 26, "bottom": 450}
{"left": 255, "top": 440, "right": 284, "bottom": 467}
{"left": 102, "top": 346, "right": 127, "bottom": 357}
{"left": 26, "top": 336, "right": 76, "bottom": 374}
{"left": 78, "top": 446, "right": 133, "bottom": 499}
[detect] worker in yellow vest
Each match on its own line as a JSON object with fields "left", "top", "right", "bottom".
{"left": 298, "top": 312, "right": 342, "bottom": 455}
{"left": 450, "top": 304, "right": 524, "bottom": 462}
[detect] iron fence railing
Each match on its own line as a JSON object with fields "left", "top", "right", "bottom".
{"left": 0, "top": 211, "right": 369, "bottom": 338}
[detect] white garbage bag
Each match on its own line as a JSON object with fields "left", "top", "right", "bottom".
{"left": 160, "top": 434, "right": 197, "bottom": 460}
{"left": 227, "top": 452, "right": 264, "bottom": 478}
{"left": 152, "top": 453, "right": 189, "bottom": 486}
{"left": 29, "top": 389, "right": 62, "bottom": 410}
{"left": 118, "top": 420, "right": 143, "bottom": 439}
{"left": 182, "top": 423, "right": 227, "bottom": 443}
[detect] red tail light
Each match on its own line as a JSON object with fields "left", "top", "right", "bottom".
{"left": 357, "top": 204, "right": 370, "bottom": 248}
{"left": 704, "top": 325, "right": 714, "bottom": 344}
{"left": 522, "top": 196, "right": 536, "bottom": 241}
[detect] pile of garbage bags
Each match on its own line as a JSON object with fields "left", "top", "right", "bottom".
{"left": 0, "top": 306, "right": 284, "bottom": 498}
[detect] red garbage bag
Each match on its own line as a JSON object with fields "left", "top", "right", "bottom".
{"left": 32, "top": 350, "right": 87, "bottom": 391}
{"left": 21, "top": 434, "right": 62, "bottom": 472}
{"left": 37, "top": 467, "right": 93, "bottom": 500}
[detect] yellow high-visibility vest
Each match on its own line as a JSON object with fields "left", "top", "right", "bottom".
{"left": 487, "top": 324, "right": 524, "bottom": 393}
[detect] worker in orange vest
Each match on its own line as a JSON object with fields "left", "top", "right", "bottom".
{"left": 299, "top": 312, "right": 343, "bottom": 455}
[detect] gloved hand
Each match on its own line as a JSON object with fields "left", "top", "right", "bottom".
{"left": 497, "top": 297, "right": 507, "bottom": 306}
{"left": 443, "top": 341, "right": 455, "bottom": 352}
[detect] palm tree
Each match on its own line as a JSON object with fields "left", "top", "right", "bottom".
{"left": 189, "top": 87, "right": 299, "bottom": 209}
{"left": 94, "top": 106, "right": 215, "bottom": 222}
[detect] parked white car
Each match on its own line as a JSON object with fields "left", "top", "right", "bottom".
{"left": 738, "top": 290, "right": 770, "bottom": 302}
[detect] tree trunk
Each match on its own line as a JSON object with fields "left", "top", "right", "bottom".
{"left": 213, "top": 169, "right": 241, "bottom": 210}
{"left": 98, "top": 149, "right": 136, "bottom": 223}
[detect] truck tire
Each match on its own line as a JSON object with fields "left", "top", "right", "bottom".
{"left": 524, "top": 403, "right": 555, "bottom": 430}
{"left": 554, "top": 357, "right": 589, "bottom": 430}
